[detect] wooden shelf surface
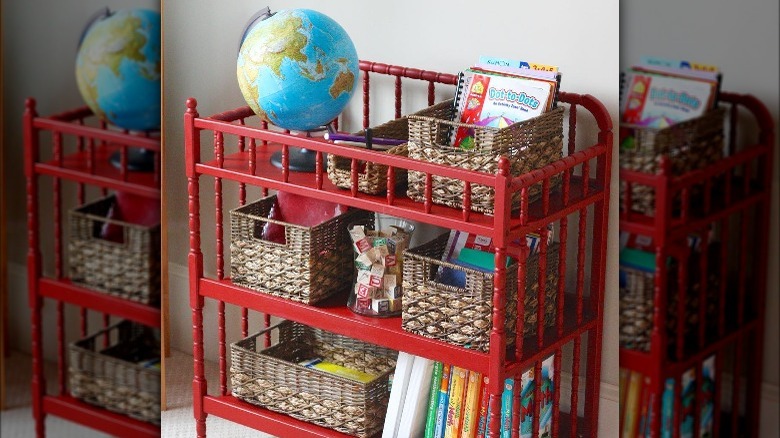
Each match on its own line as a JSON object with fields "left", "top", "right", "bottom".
{"left": 43, "top": 395, "right": 160, "bottom": 438}
{"left": 39, "top": 278, "right": 160, "bottom": 328}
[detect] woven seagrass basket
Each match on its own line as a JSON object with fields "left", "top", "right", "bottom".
{"left": 406, "top": 101, "right": 564, "bottom": 215}
{"left": 619, "top": 108, "right": 725, "bottom": 215}
{"left": 230, "top": 196, "right": 373, "bottom": 304}
{"left": 401, "top": 233, "right": 559, "bottom": 352}
{"left": 619, "top": 251, "right": 719, "bottom": 354}
{"left": 69, "top": 320, "right": 160, "bottom": 425}
{"left": 69, "top": 195, "right": 161, "bottom": 305}
{"left": 231, "top": 320, "right": 397, "bottom": 437}
{"left": 327, "top": 100, "right": 452, "bottom": 195}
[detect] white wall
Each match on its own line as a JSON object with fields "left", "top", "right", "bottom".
{"left": 2, "top": 0, "right": 160, "bottom": 359}
{"left": 621, "top": 0, "right": 779, "bottom": 435}
{"left": 163, "top": 0, "right": 620, "bottom": 433}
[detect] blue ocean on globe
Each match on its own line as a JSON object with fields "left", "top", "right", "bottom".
{"left": 237, "top": 9, "right": 359, "bottom": 131}
{"left": 76, "top": 9, "right": 161, "bottom": 131}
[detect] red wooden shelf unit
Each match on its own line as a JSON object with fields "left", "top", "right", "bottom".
{"left": 24, "top": 99, "right": 161, "bottom": 438}
{"left": 619, "top": 92, "right": 774, "bottom": 437}
{"left": 185, "top": 60, "right": 613, "bottom": 437}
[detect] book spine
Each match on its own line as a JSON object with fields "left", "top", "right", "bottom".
{"left": 619, "top": 367, "right": 629, "bottom": 434}
{"left": 434, "top": 364, "right": 452, "bottom": 438}
{"left": 461, "top": 371, "right": 483, "bottom": 438}
{"left": 661, "top": 378, "right": 675, "bottom": 438}
{"left": 475, "top": 376, "right": 490, "bottom": 438}
{"left": 445, "top": 367, "right": 468, "bottom": 438}
{"left": 622, "top": 371, "right": 643, "bottom": 438}
{"left": 500, "top": 378, "right": 515, "bottom": 438}
{"left": 636, "top": 376, "right": 651, "bottom": 438}
{"left": 424, "top": 362, "right": 444, "bottom": 438}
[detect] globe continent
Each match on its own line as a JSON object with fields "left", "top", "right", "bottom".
{"left": 76, "top": 9, "right": 161, "bottom": 131}
{"left": 237, "top": 9, "right": 358, "bottom": 131}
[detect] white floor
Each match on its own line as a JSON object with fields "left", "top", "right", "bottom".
{"left": 162, "top": 349, "right": 274, "bottom": 438}
{"left": 0, "top": 350, "right": 110, "bottom": 438}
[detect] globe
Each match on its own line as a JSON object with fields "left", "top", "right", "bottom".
{"left": 237, "top": 9, "right": 359, "bottom": 132}
{"left": 75, "top": 9, "right": 161, "bottom": 132}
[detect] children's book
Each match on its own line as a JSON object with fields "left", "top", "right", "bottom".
{"left": 637, "top": 375, "right": 652, "bottom": 438}
{"left": 397, "top": 356, "right": 436, "bottom": 438}
{"left": 500, "top": 378, "right": 515, "bottom": 438}
{"left": 424, "top": 362, "right": 445, "bottom": 438}
{"left": 434, "top": 364, "right": 453, "bottom": 438}
{"left": 661, "top": 378, "right": 675, "bottom": 438}
{"left": 478, "top": 56, "right": 559, "bottom": 73}
{"left": 461, "top": 371, "right": 484, "bottom": 438}
{"left": 700, "top": 355, "right": 716, "bottom": 437}
{"left": 639, "top": 56, "right": 719, "bottom": 73}
{"left": 383, "top": 352, "right": 416, "bottom": 438}
{"left": 452, "top": 70, "right": 555, "bottom": 149}
{"left": 537, "top": 355, "right": 555, "bottom": 437}
{"left": 445, "top": 366, "right": 468, "bottom": 438}
{"left": 475, "top": 376, "right": 490, "bottom": 438}
{"left": 680, "top": 368, "right": 696, "bottom": 438}
{"left": 620, "top": 71, "right": 717, "bottom": 128}
{"left": 622, "top": 370, "right": 643, "bottom": 438}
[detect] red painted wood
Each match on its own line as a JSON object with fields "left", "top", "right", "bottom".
{"left": 618, "top": 92, "right": 773, "bottom": 437}
{"left": 25, "top": 95, "right": 162, "bottom": 437}
{"left": 43, "top": 395, "right": 159, "bottom": 438}
{"left": 184, "top": 62, "right": 611, "bottom": 438}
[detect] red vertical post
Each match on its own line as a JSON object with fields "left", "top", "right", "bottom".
{"left": 487, "top": 158, "right": 511, "bottom": 437}
{"left": 185, "top": 98, "right": 207, "bottom": 438}
{"left": 214, "top": 131, "right": 227, "bottom": 397}
{"left": 24, "top": 99, "right": 46, "bottom": 438}
{"left": 363, "top": 70, "right": 370, "bottom": 130}
{"left": 394, "top": 76, "right": 402, "bottom": 119}
{"left": 386, "top": 165, "right": 396, "bottom": 205}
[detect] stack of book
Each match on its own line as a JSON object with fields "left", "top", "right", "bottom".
{"left": 620, "top": 56, "right": 721, "bottom": 129}
{"left": 383, "top": 352, "right": 555, "bottom": 438}
{"left": 450, "top": 56, "right": 562, "bottom": 150}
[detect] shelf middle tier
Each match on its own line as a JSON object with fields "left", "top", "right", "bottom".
{"left": 200, "top": 278, "right": 597, "bottom": 377}
{"left": 197, "top": 147, "right": 604, "bottom": 237}
{"left": 39, "top": 277, "right": 161, "bottom": 328}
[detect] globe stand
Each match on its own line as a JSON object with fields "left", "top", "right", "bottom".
{"left": 110, "top": 148, "right": 156, "bottom": 172}
{"left": 270, "top": 126, "right": 329, "bottom": 173}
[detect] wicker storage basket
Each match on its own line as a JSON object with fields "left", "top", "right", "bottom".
{"left": 230, "top": 195, "right": 373, "bottom": 304}
{"left": 401, "top": 233, "right": 560, "bottom": 352}
{"left": 231, "top": 320, "right": 397, "bottom": 437}
{"left": 406, "top": 101, "right": 564, "bottom": 215}
{"left": 69, "top": 320, "right": 160, "bottom": 425}
{"left": 69, "top": 195, "right": 161, "bottom": 305}
{"left": 327, "top": 100, "right": 453, "bottom": 195}
{"left": 619, "top": 250, "right": 719, "bottom": 354}
{"left": 619, "top": 108, "right": 725, "bottom": 215}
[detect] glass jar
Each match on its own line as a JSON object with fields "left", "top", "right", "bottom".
{"left": 346, "top": 219, "right": 415, "bottom": 317}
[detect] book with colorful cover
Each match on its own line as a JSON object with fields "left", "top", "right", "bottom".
{"left": 478, "top": 56, "right": 559, "bottom": 73}
{"left": 445, "top": 366, "right": 468, "bottom": 438}
{"left": 637, "top": 375, "right": 651, "bottom": 438}
{"left": 700, "top": 355, "right": 716, "bottom": 437}
{"left": 434, "top": 364, "right": 453, "bottom": 438}
{"left": 517, "top": 355, "right": 555, "bottom": 438}
{"left": 680, "top": 368, "right": 696, "bottom": 438}
{"left": 500, "top": 378, "right": 515, "bottom": 438}
{"left": 620, "top": 72, "right": 717, "bottom": 128}
{"left": 622, "top": 370, "right": 643, "bottom": 438}
{"left": 639, "top": 56, "right": 719, "bottom": 73}
{"left": 452, "top": 71, "right": 554, "bottom": 149}
{"left": 424, "top": 362, "right": 445, "bottom": 438}
{"left": 475, "top": 376, "right": 491, "bottom": 438}
{"left": 661, "top": 378, "right": 675, "bottom": 438}
{"left": 461, "top": 371, "right": 484, "bottom": 438}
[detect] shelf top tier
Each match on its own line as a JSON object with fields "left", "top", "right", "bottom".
{"left": 184, "top": 61, "right": 613, "bottom": 239}
{"left": 24, "top": 98, "right": 161, "bottom": 198}
{"left": 619, "top": 91, "right": 774, "bottom": 245}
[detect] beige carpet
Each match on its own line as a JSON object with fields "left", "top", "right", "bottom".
{"left": 0, "top": 350, "right": 110, "bottom": 438}
{"left": 162, "top": 349, "right": 274, "bottom": 437}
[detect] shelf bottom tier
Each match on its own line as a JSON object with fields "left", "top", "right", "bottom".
{"left": 43, "top": 395, "right": 159, "bottom": 438}
{"left": 203, "top": 394, "right": 589, "bottom": 437}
